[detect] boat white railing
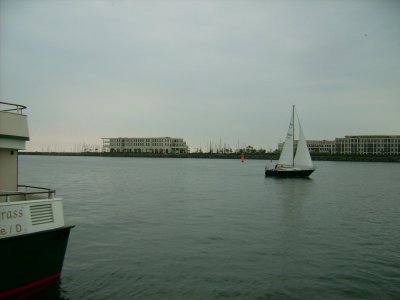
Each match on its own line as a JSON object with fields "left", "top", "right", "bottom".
{"left": 0, "top": 186, "right": 65, "bottom": 237}
{"left": 0, "top": 101, "right": 27, "bottom": 114}
{"left": 0, "top": 185, "right": 56, "bottom": 203}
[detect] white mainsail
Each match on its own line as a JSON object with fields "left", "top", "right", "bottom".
{"left": 277, "top": 111, "right": 294, "bottom": 166}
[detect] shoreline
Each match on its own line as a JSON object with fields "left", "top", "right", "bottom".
{"left": 19, "top": 152, "right": 400, "bottom": 163}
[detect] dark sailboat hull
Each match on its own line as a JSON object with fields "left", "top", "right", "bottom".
{"left": 0, "top": 226, "right": 73, "bottom": 298}
{"left": 265, "top": 168, "right": 314, "bottom": 178}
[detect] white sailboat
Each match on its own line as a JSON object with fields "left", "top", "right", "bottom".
{"left": 265, "top": 105, "right": 315, "bottom": 177}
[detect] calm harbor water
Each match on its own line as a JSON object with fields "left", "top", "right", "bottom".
{"left": 19, "top": 155, "right": 400, "bottom": 300}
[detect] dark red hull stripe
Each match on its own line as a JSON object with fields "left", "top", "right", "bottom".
{"left": 0, "top": 272, "right": 60, "bottom": 298}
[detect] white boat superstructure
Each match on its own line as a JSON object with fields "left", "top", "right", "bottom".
{"left": 0, "top": 101, "right": 66, "bottom": 237}
{"left": 0, "top": 101, "right": 73, "bottom": 298}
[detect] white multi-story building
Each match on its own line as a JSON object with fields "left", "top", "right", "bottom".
{"left": 278, "top": 140, "right": 335, "bottom": 154}
{"left": 335, "top": 135, "right": 400, "bottom": 155}
{"left": 306, "top": 140, "right": 336, "bottom": 154}
{"left": 278, "top": 135, "right": 400, "bottom": 155}
{"left": 102, "top": 137, "right": 189, "bottom": 154}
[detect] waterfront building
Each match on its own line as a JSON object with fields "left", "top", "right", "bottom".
{"left": 279, "top": 140, "right": 335, "bottom": 154}
{"left": 278, "top": 135, "right": 400, "bottom": 155}
{"left": 335, "top": 135, "right": 400, "bottom": 155}
{"left": 102, "top": 137, "right": 189, "bottom": 154}
{"left": 307, "top": 140, "right": 336, "bottom": 154}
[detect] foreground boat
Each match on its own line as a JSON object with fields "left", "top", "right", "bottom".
{"left": 0, "top": 101, "right": 73, "bottom": 298}
{"left": 265, "top": 105, "right": 315, "bottom": 178}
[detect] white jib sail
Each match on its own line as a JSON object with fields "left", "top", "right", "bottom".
{"left": 278, "top": 112, "right": 294, "bottom": 167}
{"left": 294, "top": 121, "right": 314, "bottom": 169}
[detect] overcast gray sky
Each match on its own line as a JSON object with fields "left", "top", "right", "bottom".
{"left": 1, "top": 0, "right": 399, "bottom": 152}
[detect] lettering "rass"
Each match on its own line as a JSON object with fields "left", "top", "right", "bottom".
{"left": 0, "top": 209, "right": 24, "bottom": 220}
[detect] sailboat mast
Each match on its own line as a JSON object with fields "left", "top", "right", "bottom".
{"left": 292, "top": 105, "right": 295, "bottom": 167}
